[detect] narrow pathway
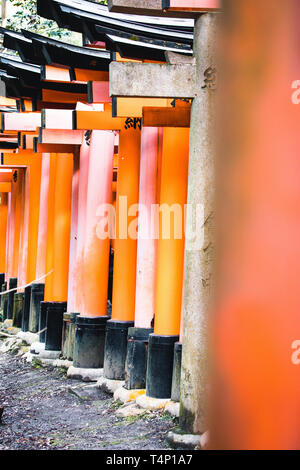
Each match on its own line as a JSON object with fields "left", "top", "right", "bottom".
{"left": 0, "top": 346, "right": 176, "bottom": 450}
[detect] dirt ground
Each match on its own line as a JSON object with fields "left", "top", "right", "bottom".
{"left": 0, "top": 341, "right": 177, "bottom": 451}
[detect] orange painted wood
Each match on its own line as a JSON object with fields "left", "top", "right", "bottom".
{"left": 42, "top": 109, "right": 74, "bottom": 130}
{"left": 0, "top": 193, "right": 8, "bottom": 272}
{"left": 12, "top": 170, "right": 24, "bottom": 279}
{"left": 2, "top": 113, "right": 41, "bottom": 132}
{"left": 44, "top": 153, "right": 73, "bottom": 302}
{"left": 143, "top": 106, "right": 191, "bottom": 127}
{"left": 36, "top": 101, "right": 76, "bottom": 111}
{"left": 67, "top": 149, "right": 80, "bottom": 313}
{"left": 88, "top": 81, "right": 111, "bottom": 103}
{"left": 34, "top": 142, "right": 78, "bottom": 154}
{"left": 44, "top": 153, "right": 56, "bottom": 301}
{"left": 111, "top": 127, "right": 141, "bottom": 322}
{"left": 154, "top": 128, "right": 190, "bottom": 336}
{"left": 39, "top": 128, "right": 84, "bottom": 145}
{"left": 42, "top": 65, "right": 72, "bottom": 83}
{"left": 36, "top": 153, "right": 50, "bottom": 280}
{"left": 42, "top": 89, "right": 88, "bottom": 104}
{"left": 0, "top": 172, "right": 12, "bottom": 183}
{"left": 115, "top": 97, "right": 170, "bottom": 118}
{"left": 0, "top": 97, "right": 16, "bottom": 107}
{"left": 165, "top": 0, "right": 220, "bottom": 11}
{"left": 211, "top": 0, "right": 300, "bottom": 450}
{"left": 75, "top": 104, "right": 126, "bottom": 130}
{"left": 82, "top": 131, "right": 115, "bottom": 317}
{"left": 26, "top": 156, "right": 42, "bottom": 284}
{"left": 73, "top": 69, "right": 109, "bottom": 82}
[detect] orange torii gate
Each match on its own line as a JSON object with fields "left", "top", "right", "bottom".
{"left": 109, "top": 2, "right": 219, "bottom": 436}
{"left": 211, "top": 0, "right": 300, "bottom": 451}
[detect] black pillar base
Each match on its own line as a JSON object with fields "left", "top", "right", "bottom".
{"left": 103, "top": 320, "right": 134, "bottom": 380}
{"left": 125, "top": 327, "right": 153, "bottom": 390}
{"left": 12, "top": 292, "right": 24, "bottom": 328}
{"left": 39, "top": 301, "right": 48, "bottom": 343}
{"left": 0, "top": 273, "right": 5, "bottom": 291}
{"left": 146, "top": 334, "right": 179, "bottom": 399}
{"left": 28, "top": 283, "right": 45, "bottom": 333}
{"left": 73, "top": 315, "right": 108, "bottom": 369}
{"left": 21, "top": 285, "right": 32, "bottom": 332}
{"left": 45, "top": 302, "right": 67, "bottom": 351}
{"left": 7, "top": 277, "right": 17, "bottom": 320}
{"left": 63, "top": 312, "right": 79, "bottom": 361}
{"left": 171, "top": 342, "right": 182, "bottom": 402}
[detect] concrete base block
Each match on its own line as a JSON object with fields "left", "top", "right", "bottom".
{"left": 17, "top": 331, "right": 39, "bottom": 345}
{"left": 97, "top": 376, "right": 125, "bottom": 394}
{"left": 164, "top": 401, "right": 180, "bottom": 418}
{"left": 24, "top": 351, "right": 72, "bottom": 369}
{"left": 116, "top": 403, "right": 147, "bottom": 418}
{"left": 67, "top": 366, "right": 103, "bottom": 382}
{"left": 0, "top": 337, "right": 22, "bottom": 353}
{"left": 30, "top": 342, "right": 45, "bottom": 354}
{"left": 136, "top": 394, "right": 171, "bottom": 410}
{"left": 113, "top": 386, "right": 146, "bottom": 404}
{"left": 38, "top": 349, "right": 61, "bottom": 360}
{"left": 3, "top": 319, "right": 13, "bottom": 329}
{"left": 166, "top": 431, "right": 202, "bottom": 450}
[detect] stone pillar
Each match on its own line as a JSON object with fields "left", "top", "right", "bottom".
{"left": 180, "top": 13, "right": 217, "bottom": 434}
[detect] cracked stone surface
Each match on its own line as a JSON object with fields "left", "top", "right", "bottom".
{"left": 0, "top": 343, "right": 178, "bottom": 450}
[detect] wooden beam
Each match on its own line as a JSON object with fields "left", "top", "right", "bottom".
{"left": 113, "top": 97, "right": 171, "bottom": 118}
{"left": 0, "top": 171, "right": 13, "bottom": 183}
{"left": 0, "top": 97, "right": 16, "bottom": 107}
{"left": 73, "top": 69, "right": 109, "bottom": 83}
{"left": 33, "top": 140, "right": 78, "bottom": 154}
{"left": 110, "top": 62, "right": 196, "bottom": 98}
{"left": 0, "top": 182, "right": 11, "bottom": 192}
{"left": 38, "top": 128, "right": 84, "bottom": 145}
{"left": 143, "top": 105, "right": 191, "bottom": 127}
{"left": 1, "top": 112, "right": 41, "bottom": 132}
{"left": 41, "top": 89, "right": 88, "bottom": 104}
{"left": 42, "top": 65, "right": 72, "bottom": 83}
{"left": 88, "top": 81, "right": 111, "bottom": 104}
{"left": 162, "top": 0, "right": 220, "bottom": 11}
{"left": 74, "top": 104, "right": 127, "bottom": 131}
{"left": 41, "top": 109, "right": 74, "bottom": 130}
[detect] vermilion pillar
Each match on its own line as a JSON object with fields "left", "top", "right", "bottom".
{"left": 74, "top": 140, "right": 90, "bottom": 315}
{"left": 73, "top": 131, "right": 115, "bottom": 370}
{"left": 36, "top": 154, "right": 51, "bottom": 280}
{"left": 6, "top": 169, "right": 24, "bottom": 321}
{"left": 211, "top": 0, "right": 300, "bottom": 450}
{"left": 125, "top": 127, "right": 160, "bottom": 390}
{"left": 0, "top": 193, "right": 8, "bottom": 275}
{"left": 66, "top": 150, "right": 80, "bottom": 314}
{"left": 43, "top": 153, "right": 73, "bottom": 351}
{"left": 146, "top": 127, "right": 190, "bottom": 399}
{"left": 104, "top": 126, "right": 141, "bottom": 380}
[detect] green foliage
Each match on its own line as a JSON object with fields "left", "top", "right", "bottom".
{"left": 5, "top": 0, "right": 71, "bottom": 40}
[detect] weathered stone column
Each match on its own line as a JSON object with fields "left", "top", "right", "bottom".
{"left": 180, "top": 13, "right": 217, "bottom": 435}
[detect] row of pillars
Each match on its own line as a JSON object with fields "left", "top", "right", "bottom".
{"left": 0, "top": 124, "right": 195, "bottom": 429}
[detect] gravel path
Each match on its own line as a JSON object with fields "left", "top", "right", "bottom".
{"left": 0, "top": 345, "right": 177, "bottom": 450}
